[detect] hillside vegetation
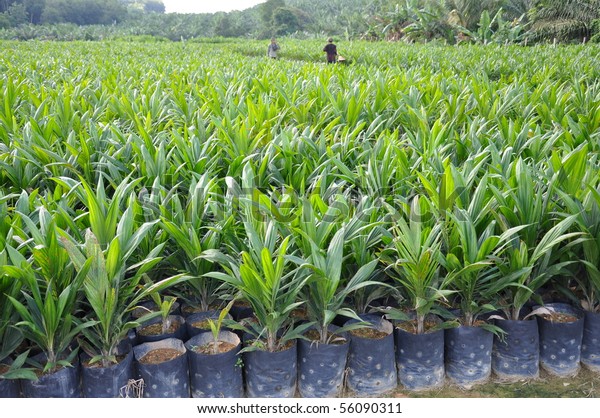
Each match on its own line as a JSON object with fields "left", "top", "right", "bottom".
{"left": 1, "top": 0, "right": 599, "bottom": 43}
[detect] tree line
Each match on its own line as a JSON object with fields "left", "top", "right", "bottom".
{"left": 1, "top": 0, "right": 599, "bottom": 43}
{"left": 0, "top": 0, "right": 167, "bottom": 26}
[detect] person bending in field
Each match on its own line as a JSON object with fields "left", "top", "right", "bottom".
{"left": 323, "top": 38, "right": 337, "bottom": 64}
{"left": 267, "top": 38, "right": 280, "bottom": 59}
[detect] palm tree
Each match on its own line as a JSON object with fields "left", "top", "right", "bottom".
{"left": 501, "top": 0, "right": 535, "bottom": 20}
{"left": 530, "top": 0, "right": 600, "bottom": 42}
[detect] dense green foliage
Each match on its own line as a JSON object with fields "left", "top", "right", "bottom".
{"left": 1, "top": 40, "right": 600, "bottom": 366}
{"left": 0, "top": 0, "right": 598, "bottom": 43}
{"left": 530, "top": 0, "right": 600, "bottom": 42}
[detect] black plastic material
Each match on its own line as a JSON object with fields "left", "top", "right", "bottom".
{"left": 445, "top": 325, "right": 493, "bottom": 388}
{"left": 21, "top": 353, "right": 81, "bottom": 398}
{"left": 136, "top": 315, "right": 186, "bottom": 344}
{"left": 298, "top": 327, "right": 349, "bottom": 398}
{"left": 0, "top": 377, "right": 19, "bottom": 398}
{"left": 180, "top": 302, "right": 204, "bottom": 318}
{"left": 119, "top": 329, "right": 138, "bottom": 352}
{"left": 132, "top": 300, "right": 181, "bottom": 320}
{"left": 230, "top": 304, "right": 253, "bottom": 321}
{"left": 346, "top": 314, "right": 397, "bottom": 396}
{"left": 582, "top": 310, "right": 600, "bottom": 372}
{"left": 133, "top": 338, "right": 189, "bottom": 398}
{"left": 492, "top": 318, "right": 539, "bottom": 380}
{"left": 185, "top": 311, "right": 232, "bottom": 339}
{"left": 395, "top": 327, "right": 444, "bottom": 391}
{"left": 185, "top": 311, "right": 218, "bottom": 338}
{"left": 185, "top": 331, "right": 243, "bottom": 398}
{"left": 81, "top": 349, "right": 134, "bottom": 398}
{"left": 0, "top": 357, "right": 20, "bottom": 398}
{"left": 243, "top": 338, "right": 297, "bottom": 398}
{"left": 537, "top": 303, "right": 584, "bottom": 377}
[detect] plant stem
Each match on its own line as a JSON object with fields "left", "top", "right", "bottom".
{"left": 267, "top": 331, "right": 276, "bottom": 352}
{"left": 320, "top": 324, "right": 328, "bottom": 344}
{"left": 512, "top": 306, "right": 521, "bottom": 321}
{"left": 162, "top": 316, "right": 171, "bottom": 334}
{"left": 47, "top": 349, "right": 57, "bottom": 373}
{"left": 417, "top": 314, "right": 425, "bottom": 334}
{"left": 465, "top": 311, "right": 474, "bottom": 327}
{"left": 101, "top": 349, "right": 111, "bottom": 368}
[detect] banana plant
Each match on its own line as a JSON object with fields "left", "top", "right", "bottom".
{"left": 380, "top": 197, "right": 453, "bottom": 334}
{"left": 453, "top": 9, "right": 504, "bottom": 45}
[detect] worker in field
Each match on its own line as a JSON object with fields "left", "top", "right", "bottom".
{"left": 323, "top": 37, "right": 337, "bottom": 64}
{"left": 267, "top": 37, "right": 280, "bottom": 59}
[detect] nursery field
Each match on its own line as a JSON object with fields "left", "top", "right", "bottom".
{"left": 2, "top": 39, "right": 600, "bottom": 398}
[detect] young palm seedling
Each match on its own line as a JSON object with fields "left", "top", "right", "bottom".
{"left": 204, "top": 300, "right": 235, "bottom": 355}
{"left": 204, "top": 211, "right": 309, "bottom": 398}
{"left": 378, "top": 196, "right": 453, "bottom": 391}
{"left": 299, "top": 226, "right": 379, "bottom": 344}
{"left": 492, "top": 160, "right": 582, "bottom": 320}
{"left": 0, "top": 211, "right": 37, "bottom": 385}
{"left": 60, "top": 228, "right": 187, "bottom": 367}
{"left": 559, "top": 169, "right": 600, "bottom": 371}
{"left": 160, "top": 173, "right": 230, "bottom": 313}
{"left": 206, "top": 221, "right": 309, "bottom": 352}
{"left": 381, "top": 197, "right": 453, "bottom": 334}
{"left": 5, "top": 209, "right": 91, "bottom": 374}
{"left": 150, "top": 294, "right": 178, "bottom": 335}
{"left": 441, "top": 206, "right": 528, "bottom": 388}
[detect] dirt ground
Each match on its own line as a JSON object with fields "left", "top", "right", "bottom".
{"left": 387, "top": 368, "right": 600, "bottom": 398}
